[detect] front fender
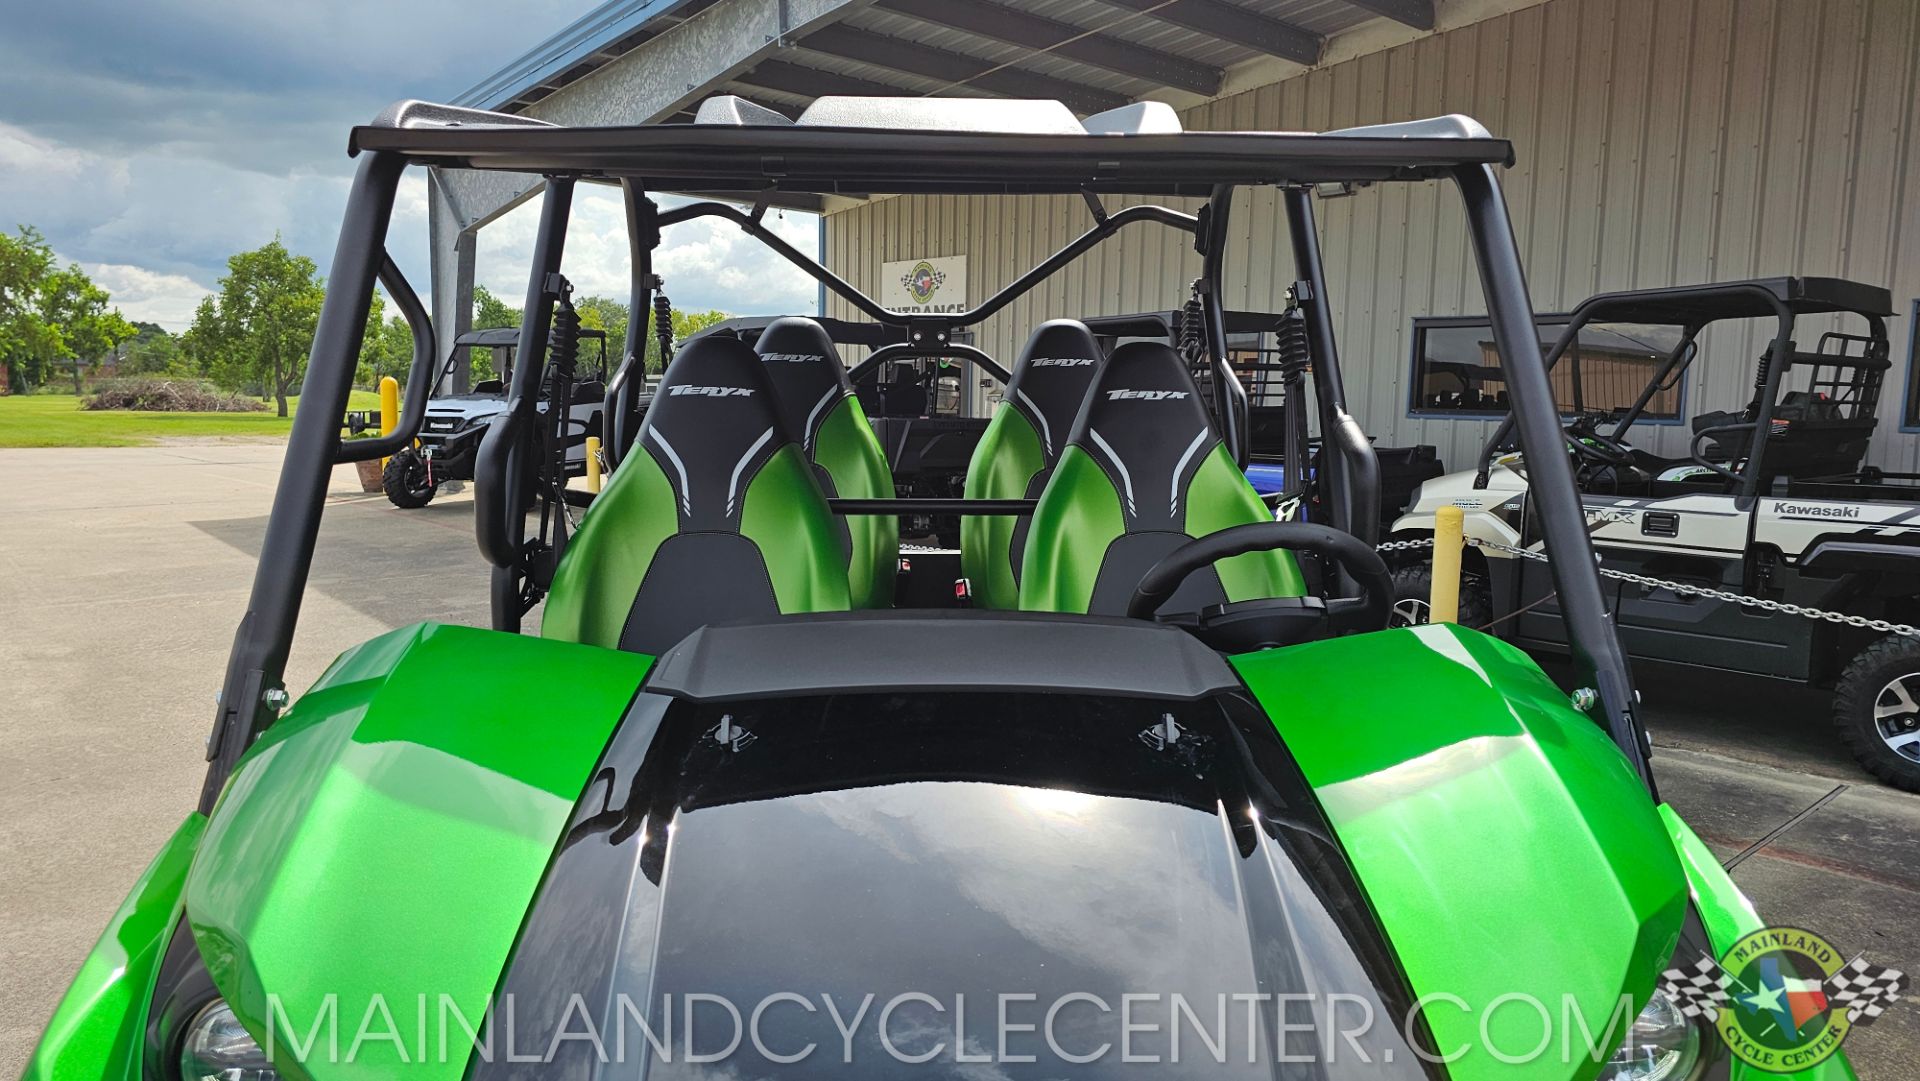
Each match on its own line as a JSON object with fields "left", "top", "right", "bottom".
{"left": 186, "top": 622, "right": 653, "bottom": 1081}
{"left": 1661, "top": 808, "right": 1859, "bottom": 1081}
{"left": 1234, "top": 624, "right": 1687, "bottom": 1081}
{"left": 23, "top": 814, "right": 205, "bottom": 1081}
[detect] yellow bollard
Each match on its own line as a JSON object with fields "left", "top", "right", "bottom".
{"left": 1430, "top": 504, "right": 1465, "bottom": 624}
{"left": 378, "top": 375, "right": 400, "bottom": 467}
{"left": 585, "top": 435, "right": 603, "bottom": 494}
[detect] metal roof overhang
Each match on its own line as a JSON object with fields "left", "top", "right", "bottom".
{"left": 353, "top": 121, "right": 1513, "bottom": 196}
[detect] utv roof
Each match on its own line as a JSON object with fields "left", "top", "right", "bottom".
{"left": 453, "top": 326, "right": 606, "bottom": 348}
{"left": 349, "top": 96, "right": 1514, "bottom": 196}
{"left": 1084, "top": 310, "right": 1289, "bottom": 338}
{"left": 687, "top": 315, "right": 908, "bottom": 348}
{"left": 1568, "top": 277, "right": 1895, "bottom": 324}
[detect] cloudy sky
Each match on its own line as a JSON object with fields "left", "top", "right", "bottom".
{"left": 0, "top": 0, "right": 821, "bottom": 331}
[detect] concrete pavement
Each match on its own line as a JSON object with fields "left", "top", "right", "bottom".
{"left": 2, "top": 442, "right": 1916, "bottom": 1077}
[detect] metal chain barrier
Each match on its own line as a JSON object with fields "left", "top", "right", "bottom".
{"left": 1379, "top": 535, "right": 1920, "bottom": 638}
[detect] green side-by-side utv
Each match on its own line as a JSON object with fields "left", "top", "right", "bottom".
{"left": 24, "top": 94, "right": 1874, "bottom": 1081}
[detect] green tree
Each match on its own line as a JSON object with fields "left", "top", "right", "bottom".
{"left": 642, "top": 308, "right": 731, "bottom": 372}
{"left": 121, "top": 322, "right": 183, "bottom": 375}
{"left": 573, "top": 295, "right": 628, "bottom": 374}
{"left": 0, "top": 227, "right": 57, "bottom": 390}
{"left": 192, "top": 238, "right": 326, "bottom": 416}
{"left": 37, "top": 264, "right": 135, "bottom": 393}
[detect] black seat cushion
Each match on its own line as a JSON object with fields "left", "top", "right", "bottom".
{"left": 1070, "top": 342, "right": 1232, "bottom": 612}
{"left": 1019, "top": 340, "right": 1306, "bottom": 615}
{"left": 752, "top": 317, "right": 855, "bottom": 453}
{"left": 641, "top": 337, "right": 795, "bottom": 532}
{"left": 542, "top": 335, "right": 851, "bottom": 654}
{"left": 1004, "top": 319, "right": 1107, "bottom": 463}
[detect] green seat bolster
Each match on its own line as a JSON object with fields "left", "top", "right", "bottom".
{"left": 812, "top": 398, "right": 897, "bottom": 608}
{"left": 1180, "top": 444, "right": 1307, "bottom": 599}
{"left": 962, "top": 408, "right": 1047, "bottom": 610}
{"left": 1017, "top": 447, "right": 1126, "bottom": 613}
{"left": 541, "top": 454, "right": 679, "bottom": 649}
{"left": 741, "top": 444, "right": 854, "bottom": 614}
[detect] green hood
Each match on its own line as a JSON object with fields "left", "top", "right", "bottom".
{"left": 184, "top": 623, "right": 652, "bottom": 1081}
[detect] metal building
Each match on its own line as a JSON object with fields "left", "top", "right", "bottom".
{"left": 443, "top": 0, "right": 1920, "bottom": 471}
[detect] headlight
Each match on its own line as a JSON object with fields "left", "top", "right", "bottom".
{"left": 1597, "top": 989, "right": 1703, "bottom": 1081}
{"left": 180, "top": 1000, "right": 278, "bottom": 1081}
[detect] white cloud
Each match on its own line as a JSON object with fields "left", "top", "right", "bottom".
{"left": 474, "top": 187, "right": 821, "bottom": 318}
{"left": 77, "top": 261, "right": 212, "bottom": 330}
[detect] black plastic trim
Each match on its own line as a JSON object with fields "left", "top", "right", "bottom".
{"left": 644, "top": 611, "right": 1242, "bottom": 702}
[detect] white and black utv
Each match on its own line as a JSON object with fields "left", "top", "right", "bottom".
{"left": 1393, "top": 277, "right": 1920, "bottom": 790}
{"left": 379, "top": 326, "right": 616, "bottom": 508}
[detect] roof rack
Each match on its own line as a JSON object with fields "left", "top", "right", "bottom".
{"left": 349, "top": 97, "right": 1513, "bottom": 196}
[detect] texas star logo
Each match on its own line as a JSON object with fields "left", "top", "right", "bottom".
{"left": 900, "top": 260, "right": 947, "bottom": 305}
{"left": 668, "top": 385, "right": 756, "bottom": 397}
{"left": 1660, "top": 926, "right": 1906, "bottom": 1072}
{"left": 1106, "top": 389, "right": 1189, "bottom": 401}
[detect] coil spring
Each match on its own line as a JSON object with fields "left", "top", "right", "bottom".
{"left": 549, "top": 299, "right": 580, "bottom": 381}
{"left": 1275, "top": 307, "right": 1310, "bottom": 383}
{"left": 653, "top": 294, "right": 675, "bottom": 361}
{"left": 1178, "top": 292, "right": 1206, "bottom": 364}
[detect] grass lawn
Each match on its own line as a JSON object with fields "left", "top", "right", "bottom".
{"left": 0, "top": 391, "right": 384, "bottom": 448}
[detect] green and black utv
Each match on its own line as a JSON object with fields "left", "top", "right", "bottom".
{"left": 25, "top": 95, "right": 1865, "bottom": 1081}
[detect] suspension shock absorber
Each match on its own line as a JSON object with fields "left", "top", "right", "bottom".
{"left": 1177, "top": 289, "right": 1207, "bottom": 370}
{"left": 1274, "top": 300, "right": 1313, "bottom": 502}
{"left": 653, "top": 293, "right": 675, "bottom": 370}
{"left": 544, "top": 282, "right": 581, "bottom": 520}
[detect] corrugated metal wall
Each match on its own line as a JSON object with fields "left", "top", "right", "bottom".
{"left": 824, "top": 0, "right": 1920, "bottom": 473}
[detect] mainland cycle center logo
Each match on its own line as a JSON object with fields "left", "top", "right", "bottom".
{"left": 899, "top": 260, "right": 946, "bottom": 304}
{"left": 1660, "top": 926, "right": 1906, "bottom": 1072}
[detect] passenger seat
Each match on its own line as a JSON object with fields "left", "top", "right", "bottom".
{"left": 541, "top": 336, "right": 850, "bottom": 653}
{"left": 961, "top": 320, "right": 1107, "bottom": 609}
{"left": 753, "top": 317, "right": 898, "bottom": 608}
{"left": 1018, "top": 341, "right": 1306, "bottom": 615}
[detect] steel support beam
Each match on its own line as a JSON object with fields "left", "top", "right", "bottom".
{"left": 798, "top": 24, "right": 1129, "bottom": 114}
{"left": 878, "top": 0, "right": 1222, "bottom": 96}
{"left": 527, "top": 0, "right": 875, "bottom": 126}
{"left": 1089, "top": 0, "right": 1321, "bottom": 64}
{"left": 1336, "top": 0, "right": 1434, "bottom": 30}
{"left": 429, "top": 0, "right": 872, "bottom": 347}
{"left": 736, "top": 58, "right": 919, "bottom": 100}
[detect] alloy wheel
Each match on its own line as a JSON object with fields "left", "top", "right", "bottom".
{"left": 1874, "top": 672, "right": 1920, "bottom": 762}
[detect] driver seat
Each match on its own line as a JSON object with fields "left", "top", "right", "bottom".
{"left": 753, "top": 317, "right": 897, "bottom": 608}
{"left": 541, "top": 336, "right": 850, "bottom": 654}
{"left": 1018, "top": 341, "right": 1307, "bottom": 615}
{"left": 961, "top": 320, "right": 1107, "bottom": 609}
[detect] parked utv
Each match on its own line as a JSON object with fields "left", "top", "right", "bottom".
{"left": 1393, "top": 277, "right": 1920, "bottom": 790}
{"left": 380, "top": 325, "right": 615, "bottom": 508}
{"left": 25, "top": 96, "right": 1850, "bottom": 1081}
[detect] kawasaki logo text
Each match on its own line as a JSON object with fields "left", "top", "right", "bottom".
{"left": 1771, "top": 503, "right": 1861, "bottom": 518}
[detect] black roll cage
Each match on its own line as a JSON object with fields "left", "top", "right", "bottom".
{"left": 197, "top": 104, "right": 1656, "bottom": 809}
{"left": 1471, "top": 279, "right": 1893, "bottom": 499}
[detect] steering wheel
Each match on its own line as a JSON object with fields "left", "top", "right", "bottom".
{"left": 1562, "top": 412, "right": 1638, "bottom": 469}
{"left": 1127, "top": 522, "right": 1393, "bottom": 651}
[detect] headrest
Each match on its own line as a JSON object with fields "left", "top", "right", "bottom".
{"left": 1004, "top": 319, "right": 1105, "bottom": 460}
{"left": 640, "top": 336, "right": 797, "bottom": 531}
{"left": 753, "top": 317, "right": 854, "bottom": 452}
{"left": 1068, "top": 341, "right": 1219, "bottom": 529}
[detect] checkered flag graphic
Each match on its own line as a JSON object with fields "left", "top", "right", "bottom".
{"left": 1660, "top": 956, "right": 1733, "bottom": 1020}
{"left": 1824, "top": 959, "right": 1907, "bottom": 1025}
